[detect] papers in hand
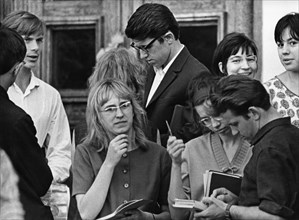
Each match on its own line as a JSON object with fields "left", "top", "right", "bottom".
{"left": 172, "top": 199, "right": 208, "bottom": 211}
{"left": 203, "top": 170, "right": 242, "bottom": 197}
{"left": 97, "top": 199, "right": 152, "bottom": 220}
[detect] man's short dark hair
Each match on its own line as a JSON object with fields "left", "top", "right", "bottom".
{"left": 210, "top": 75, "right": 271, "bottom": 117}
{"left": 125, "top": 3, "right": 180, "bottom": 41}
{"left": 0, "top": 25, "right": 26, "bottom": 75}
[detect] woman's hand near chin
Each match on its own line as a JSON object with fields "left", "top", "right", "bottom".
{"left": 105, "top": 134, "right": 128, "bottom": 167}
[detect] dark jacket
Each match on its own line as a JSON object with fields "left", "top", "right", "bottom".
{"left": 0, "top": 86, "right": 53, "bottom": 220}
{"left": 144, "top": 47, "right": 210, "bottom": 146}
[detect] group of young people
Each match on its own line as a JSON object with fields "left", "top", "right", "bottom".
{"left": 0, "top": 2, "right": 298, "bottom": 220}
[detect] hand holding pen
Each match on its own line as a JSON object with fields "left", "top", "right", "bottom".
{"left": 166, "top": 120, "right": 185, "bottom": 165}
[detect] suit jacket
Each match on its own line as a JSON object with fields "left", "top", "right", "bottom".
{"left": 144, "top": 47, "right": 210, "bottom": 146}
{"left": 0, "top": 86, "right": 53, "bottom": 220}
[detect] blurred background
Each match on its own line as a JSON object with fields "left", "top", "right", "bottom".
{"left": 0, "top": 0, "right": 298, "bottom": 131}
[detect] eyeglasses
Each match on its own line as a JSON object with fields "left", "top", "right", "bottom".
{"left": 130, "top": 36, "right": 160, "bottom": 53}
{"left": 13, "top": 61, "right": 25, "bottom": 75}
{"left": 101, "top": 101, "right": 132, "bottom": 116}
{"left": 199, "top": 116, "right": 223, "bottom": 127}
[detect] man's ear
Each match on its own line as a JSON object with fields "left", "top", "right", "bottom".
{"left": 247, "top": 107, "right": 260, "bottom": 120}
{"left": 164, "top": 31, "right": 174, "bottom": 44}
{"left": 218, "top": 62, "right": 224, "bottom": 73}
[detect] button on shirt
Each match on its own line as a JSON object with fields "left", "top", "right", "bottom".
{"left": 72, "top": 141, "right": 172, "bottom": 219}
{"left": 146, "top": 45, "right": 185, "bottom": 107}
{"left": 7, "top": 72, "right": 71, "bottom": 182}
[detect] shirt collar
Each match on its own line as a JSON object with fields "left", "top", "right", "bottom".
{"left": 27, "top": 72, "right": 40, "bottom": 90}
{"left": 12, "top": 71, "right": 40, "bottom": 92}
{"left": 154, "top": 45, "right": 185, "bottom": 74}
{"left": 251, "top": 117, "right": 291, "bottom": 145}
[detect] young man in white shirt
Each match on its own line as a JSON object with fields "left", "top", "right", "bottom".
{"left": 2, "top": 11, "right": 71, "bottom": 184}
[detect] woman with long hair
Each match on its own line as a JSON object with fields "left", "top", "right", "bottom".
{"left": 72, "top": 79, "right": 171, "bottom": 220}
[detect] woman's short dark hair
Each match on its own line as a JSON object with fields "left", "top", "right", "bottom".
{"left": 210, "top": 75, "right": 271, "bottom": 117}
{"left": 187, "top": 73, "right": 220, "bottom": 107}
{"left": 0, "top": 26, "right": 26, "bottom": 75}
{"left": 211, "top": 32, "right": 258, "bottom": 76}
{"left": 125, "top": 3, "right": 179, "bottom": 41}
{"left": 274, "top": 12, "right": 299, "bottom": 43}
{"left": 187, "top": 74, "right": 220, "bottom": 132}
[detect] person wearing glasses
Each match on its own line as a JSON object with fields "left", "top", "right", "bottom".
{"left": 125, "top": 3, "right": 211, "bottom": 146}
{"left": 211, "top": 32, "right": 258, "bottom": 78}
{"left": 0, "top": 25, "right": 53, "bottom": 219}
{"left": 195, "top": 75, "right": 299, "bottom": 220}
{"left": 73, "top": 47, "right": 147, "bottom": 145}
{"left": 72, "top": 79, "right": 172, "bottom": 220}
{"left": 264, "top": 12, "right": 299, "bottom": 128}
{"left": 167, "top": 75, "right": 252, "bottom": 220}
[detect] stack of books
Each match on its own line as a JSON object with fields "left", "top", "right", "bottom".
{"left": 173, "top": 170, "right": 242, "bottom": 211}
{"left": 203, "top": 170, "right": 242, "bottom": 197}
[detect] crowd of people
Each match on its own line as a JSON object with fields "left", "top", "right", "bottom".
{"left": 0, "top": 3, "right": 298, "bottom": 220}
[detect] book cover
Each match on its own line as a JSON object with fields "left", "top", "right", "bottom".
{"left": 204, "top": 170, "right": 242, "bottom": 197}
{"left": 172, "top": 199, "right": 207, "bottom": 211}
{"left": 97, "top": 199, "right": 152, "bottom": 220}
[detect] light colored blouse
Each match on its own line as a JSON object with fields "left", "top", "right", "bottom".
{"left": 168, "top": 132, "right": 252, "bottom": 220}
{"left": 264, "top": 76, "right": 299, "bottom": 128}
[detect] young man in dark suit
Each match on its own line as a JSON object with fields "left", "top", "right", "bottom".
{"left": 0, "top": 25, "right": 53, "bottom": 220}
{"left": 125, "top": 3, "right": 211, "bottom": 146}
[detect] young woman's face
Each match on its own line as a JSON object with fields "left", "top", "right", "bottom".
{"left": 195, "top": 100, "right": 231, "bottom": 135}
{"left": 99, "top": 93, "right": 134, "bottom": 137}
{"left": 277, "top": 27, "right": 299, "bottom": 74}
{"left": 220, "top": 48, "right": 258, "bottom": 78}
{"left": 22, "top": 33, "right": 44, "bottom": 69}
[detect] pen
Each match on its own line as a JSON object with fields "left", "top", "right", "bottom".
{"left": 165, "top": 120, "right": 173, "bottom": 136}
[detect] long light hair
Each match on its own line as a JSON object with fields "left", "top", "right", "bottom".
{"left": 88, "top": 47, "right": 146, "bottom": 104}
{"left": 83, "top": 79, "right": 147, "bottom": 151}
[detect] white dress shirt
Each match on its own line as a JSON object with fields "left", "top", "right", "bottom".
{"left": 8, "top": 72, "right": 71, "bottom": 182}
{"left": 146, "top": 45, "right": 184, "bottom": 107}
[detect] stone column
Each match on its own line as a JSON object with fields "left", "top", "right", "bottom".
{"left": 226, "top": 0, "right": 254, "bottom": 39}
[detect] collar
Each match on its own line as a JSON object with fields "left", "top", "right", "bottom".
{"left": 12, "top": 72, "right": 40, "bottom": 94}
{"left": 251, "top": 117, "right": 291, "bottom": 145}
{"left": 154, "top": 45, "right": 185, "bottom": 74}
{"left": 153, "top": 66, "right": 165, "bottom": 76}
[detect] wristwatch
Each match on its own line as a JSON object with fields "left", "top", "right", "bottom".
{"left": 225, "top": 203, "right": 233, "bottom": 220}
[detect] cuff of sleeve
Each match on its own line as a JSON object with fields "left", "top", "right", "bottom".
{"left": 260, "top": 200, "right": 294, "bottom": 218}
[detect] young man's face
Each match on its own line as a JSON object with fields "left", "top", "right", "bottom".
{"left": 131, "top": 33, "right": 171, "bottom": 68}
{"left": 22, "top": 33, "right": 44, "bottom": 69}
{"left": 220, "top": 109, "right": 257, "bottom": 141}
